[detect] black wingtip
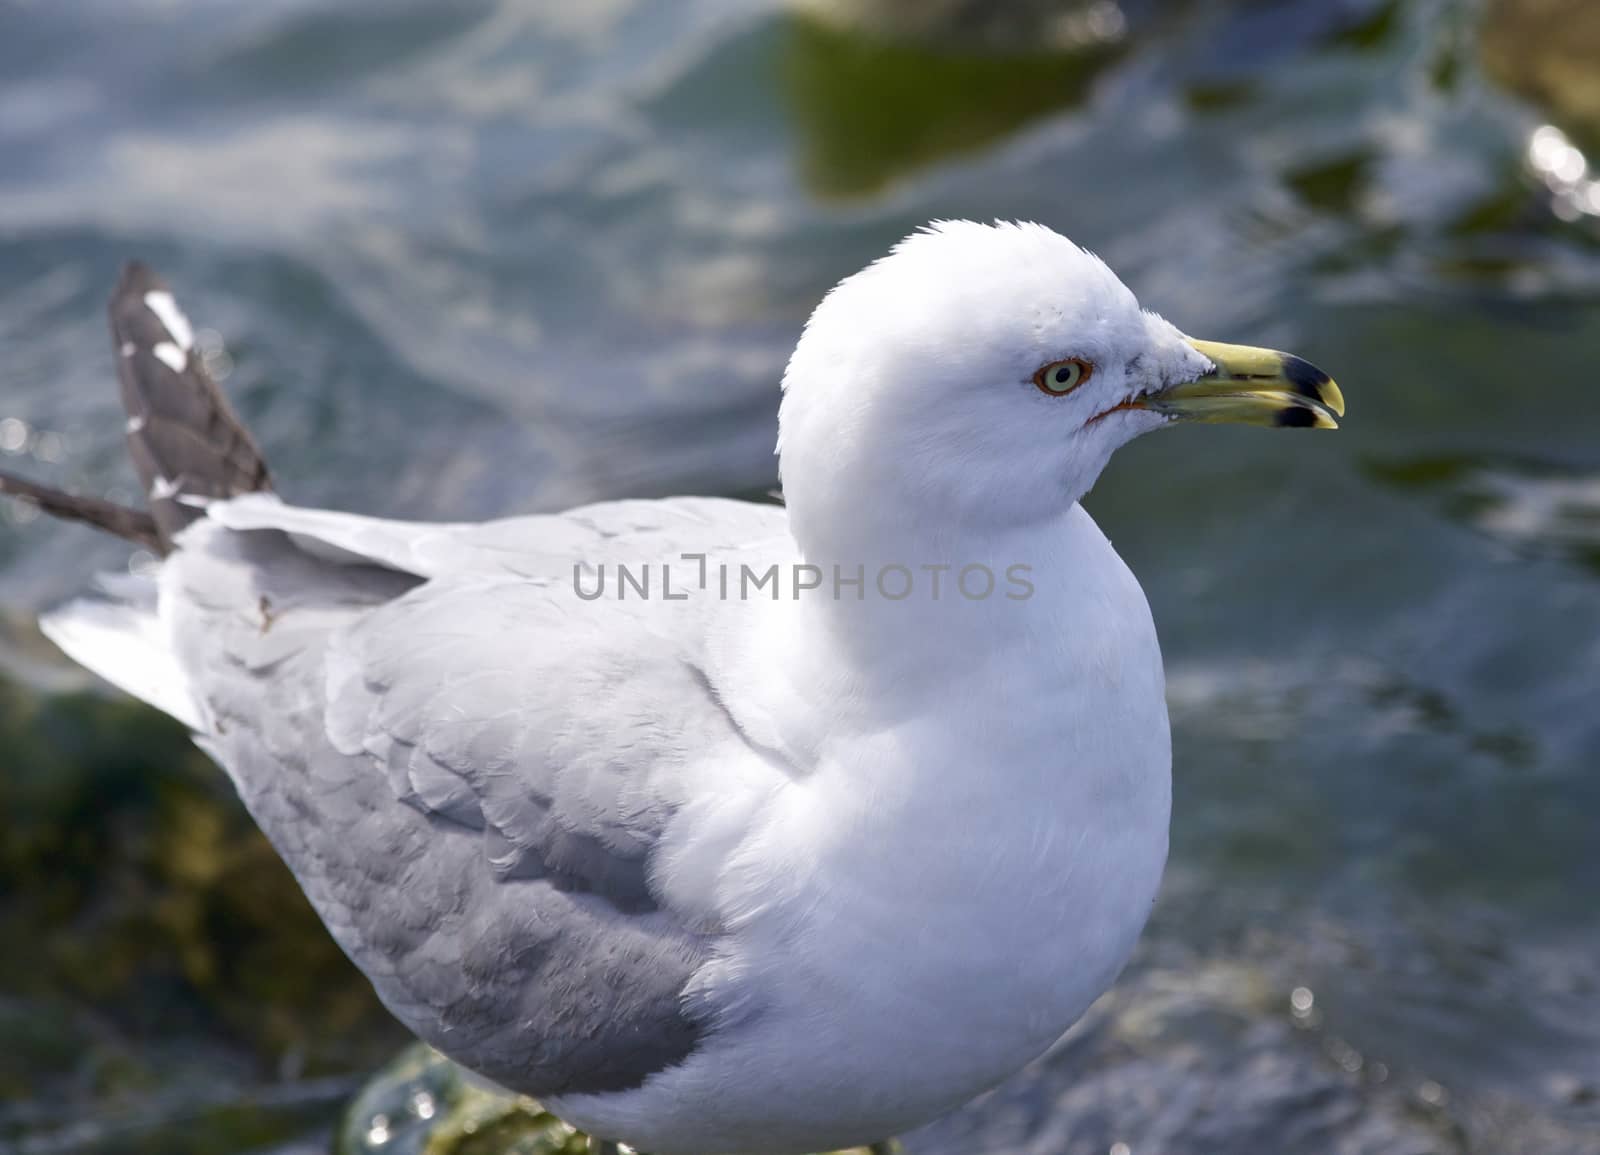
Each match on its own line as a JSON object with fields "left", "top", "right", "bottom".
{"left": 0, "top": 468, "right": 164, "bottom": 552}
{"left": 107, "top": 263, "right": 273, "bottom": 547}
{"left": 3, "top": 265, "right": 273, "bottom": 554}
{"left": 112, "top": 260, "right": 165, "bottom": 305}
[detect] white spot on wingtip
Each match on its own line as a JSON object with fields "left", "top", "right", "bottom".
{"left": 152, "top": 342, "right": 187, "bottom": 372}
{"left": 120, "top": 341, "right": 136, "bottom": 358}
{"left": 150, "top": 475, "right": 183, "bottom": 501}
{"left": 143, "top": 290, "right": 194, "bottom": 351}
{"left": 126, "top": 414, "right": 146, "bottom": 434}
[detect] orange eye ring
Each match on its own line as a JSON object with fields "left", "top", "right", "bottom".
{"left": 1034, "top": 358, "right": 1094, "bottom": 396}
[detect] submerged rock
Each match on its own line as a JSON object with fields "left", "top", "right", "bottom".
{"left": 781, "top": 6, "right": 1124, "bottom": 198}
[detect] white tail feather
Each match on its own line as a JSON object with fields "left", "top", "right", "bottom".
{"left": 40, "top": 587, "right": 203, "bottom": 731}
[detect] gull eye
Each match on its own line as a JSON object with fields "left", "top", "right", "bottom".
{"left": 1034, "top": 358, "right": 1093, "bottom": 396}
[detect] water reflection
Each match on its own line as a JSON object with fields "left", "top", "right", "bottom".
{"left": 1527, "top": 124, "right": 1600, "bottom": 221}
{"left": 1367, "top": 453, "right": 1600, "bottom": 575}
{"left": 792, "top": 0, "right": 1129, "bottom": 50}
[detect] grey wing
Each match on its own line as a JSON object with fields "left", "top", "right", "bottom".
{"left": 170, "top": 511, "right": 770, "bottom": 1096}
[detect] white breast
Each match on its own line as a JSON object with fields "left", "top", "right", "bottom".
{"left": 554, "top": 506, "right": 1173, "bottom": 1155}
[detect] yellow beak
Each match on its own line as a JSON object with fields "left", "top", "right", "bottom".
{"left": 1139, "top": 339, "right": 1345, "bottom": 429}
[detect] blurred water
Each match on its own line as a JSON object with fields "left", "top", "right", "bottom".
{"left": 1, "top": 0, "right": 1599, "bottom": 1152}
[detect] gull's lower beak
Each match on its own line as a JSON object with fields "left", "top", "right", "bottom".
{"left": 1141, "top": 339, "right": 1345, "bottom": 429}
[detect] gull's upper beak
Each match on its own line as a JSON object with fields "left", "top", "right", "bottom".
{"left": 1139, "top": 339, "right": 1345, "bottom": 429}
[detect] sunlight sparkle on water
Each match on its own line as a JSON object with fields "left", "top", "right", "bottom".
{"left": 1528, "top": 124, "right": 1600, "bottom": 220}
{"left": 1290, "top": 986, "right": 1315, "bottom": 1018}
{"left": 0, "top": 417, "right": 28, "bottom": 454}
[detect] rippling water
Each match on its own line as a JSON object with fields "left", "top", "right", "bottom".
{"left": 2, "top": 1, "right": 1599, "bottom": 1152}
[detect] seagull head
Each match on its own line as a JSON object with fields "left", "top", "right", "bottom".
{"left": 777, "top": 220, "right": 1343, "bottom": 554}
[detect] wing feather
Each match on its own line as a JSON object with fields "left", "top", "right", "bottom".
{"left": 161, "top": 497, "right": 789, "bottom": 1095}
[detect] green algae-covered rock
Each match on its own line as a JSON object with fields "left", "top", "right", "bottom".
{"left": 0, "top": 656, "right": 401, "bottom": 1152}
{"left": 0, "top": 669, "right": 397, "bottom": 1070}
{"left": 338, "top": 1044, "right": 900, "bottom": 1155}
{"left": 336, "top": 1044, "right": 589, "bottom": 1155}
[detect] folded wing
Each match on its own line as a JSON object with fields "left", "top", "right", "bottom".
{"left": 165, "top": 497, "right": 786, "bottom": 1096}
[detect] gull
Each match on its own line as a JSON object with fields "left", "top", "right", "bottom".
{"left": 0, "top": 221, "right": 1343, "bottom": 1155}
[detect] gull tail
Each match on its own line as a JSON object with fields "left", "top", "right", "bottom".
{"left": 0, "top": 261, "right": 273, "bottom": 554}
{"left": 6, "top": 262, "right": 273, "bottom": 732}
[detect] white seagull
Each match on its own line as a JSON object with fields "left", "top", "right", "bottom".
{"left": 1, "top": 221, "right": 1343, "bottom": 1155}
